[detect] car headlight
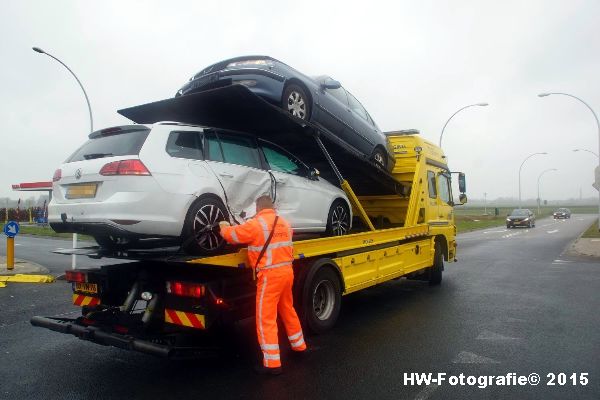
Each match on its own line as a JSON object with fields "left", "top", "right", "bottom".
{"left": 227, "top": 59, "right": 272, "bottom": 68}
{"left": 523, "top": 218, "right": 529, "bottom": 221}
{"left": 506, "top": 218, "right": 511, "bottom": 222}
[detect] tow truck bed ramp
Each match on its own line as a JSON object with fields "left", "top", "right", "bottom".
{"left": 118, "top": 85, "right": 400, "bottom": 196}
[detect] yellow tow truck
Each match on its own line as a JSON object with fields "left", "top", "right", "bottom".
{"left": 31, "top": 86, "right": 467, "bottom": 357}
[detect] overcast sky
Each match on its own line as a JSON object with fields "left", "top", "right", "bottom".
{"left": 1, "top": 0, "right": 599, "bottom": 202}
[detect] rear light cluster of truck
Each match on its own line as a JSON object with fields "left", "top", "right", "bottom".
{"left": 65, "top": 270, "right": 88, "bottom": 283}
{"left": 100, "top": 160, "right": 151, "bottom": 176}
{"left": 166, "top": 281, "right": 205, "bottom": 298}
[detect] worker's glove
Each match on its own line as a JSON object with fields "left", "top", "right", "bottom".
{"left": 218, "top": 221, "right": 231, "bottom": 230}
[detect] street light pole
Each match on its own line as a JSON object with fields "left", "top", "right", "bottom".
{"left": 33, "top": 46, "right": 93, "bottom": 268}
{"left": 439, "top": 102, "right": 489, "bottom": 148}
{"left": 573, "top": 148, "right": 600, "bottom": 158}
{"left": 32, "top": 47, "right": 94, "bottom": 133}
{"left": 537, "top": 168, "right": 557, "bottom": 215}
{"left": 519, "top": 152, "right": 548, "bottom": 209}
{"left": 539, "top": 92, "right": 600, "bottom": 230}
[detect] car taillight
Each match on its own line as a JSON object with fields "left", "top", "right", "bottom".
{"left": 166, "top": 281, "right": 205, "bottom": 298}
{"left": 65, "top": 270, "right": 87, "bottom": 283}
{"left": 53, "top": 169, "right": 62, "bottom": 182}
{"left": 100, "top": 159, "right": 151, "bottom": 176}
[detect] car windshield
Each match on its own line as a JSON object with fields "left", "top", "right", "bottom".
{"left": 66, "top": 129, "right": 149, "bottom": 162}
{"left": 557, "top": 208, "right": 568, "bottom": 212}
{"left": 510, "top": 209, "right": 529, "bottom": 216}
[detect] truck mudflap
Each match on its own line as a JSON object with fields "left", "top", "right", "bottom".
{"left": 30, "top": 316, "right": 217, "bottom": 359}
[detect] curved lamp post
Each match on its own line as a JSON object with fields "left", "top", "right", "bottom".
{"left": 537, "top": 168, "right": 557, "bottom": 215}
{"left": 439, "top": 103, "right": 489, "bottom": 148}
{"left": 32, "top": 47, "right": 93, "bottom": 133}
{"left": 539, "top": 92, "right": 600, "bottom": 229}
{"left": 573, "top": 148, "right": 599, "bottom": 158}
{"left": 519, "top": 152, "right": 548, "bottom": 209}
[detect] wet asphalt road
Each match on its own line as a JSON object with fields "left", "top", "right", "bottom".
{"left": 1, "top": 215, "right": 599, "bottom": 399}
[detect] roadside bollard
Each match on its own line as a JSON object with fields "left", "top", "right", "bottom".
{"left": 3, "top": 221, "right": 20, "bottom": 270}
{"left": 7, "top": 237, "right": 14, "bottom": 270}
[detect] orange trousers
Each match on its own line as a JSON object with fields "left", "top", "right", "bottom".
{"left": 256, "top": 267, "right": 306, "bottom": 368}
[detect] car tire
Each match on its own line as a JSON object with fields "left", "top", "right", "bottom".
{"left": 282, "top": 83, "right": 311, "bottom": 120}
{"left": 371, "top": 147, "right": 387, "bottom": 169}
{"left": 94, "top": 235, "right": 138, "bottom": 250}
{"left": 325, "top": 199, "right": 351, "bottom": 236}
{"left": 302, "top": 266, "right": 342, "bottom": 334}
{"left": 429, "top": 241, "right": 443, "bottom": 286}
{"left": 182, "top": 197, "right": 228, "bottom": 255}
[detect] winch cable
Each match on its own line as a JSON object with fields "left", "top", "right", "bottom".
{"left": 268, "top": 170, "right": 277, "bottom": 203}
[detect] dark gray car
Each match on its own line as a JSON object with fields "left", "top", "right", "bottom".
{"left": 506, "top": 209, "right": 536, "bottom": 228}
{"left": 176, "top": 56, "right": 394, "bottom": 170}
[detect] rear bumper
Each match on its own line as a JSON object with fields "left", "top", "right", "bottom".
{"left": 30, "top": 316, "right": 220, "bottom": 359}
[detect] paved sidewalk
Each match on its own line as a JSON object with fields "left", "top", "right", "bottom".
{"left": 568, "top": 238, "right": 600, "bottom": 258}
{"left": 0, "top": 255, "right": 50, "bottom": 275}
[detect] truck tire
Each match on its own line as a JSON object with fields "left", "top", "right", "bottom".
{"left": 182, "top": 197, "right": 228, "bottom": 255}
{"left": 429, "top": 242, "right": 443, "bottom": 286}
{"left": 302, "top": 265, "right": 342, "bottom": 334}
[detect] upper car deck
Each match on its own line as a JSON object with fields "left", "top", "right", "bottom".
{"left": 118, "top": 84, "right": 402, "bottom": 196}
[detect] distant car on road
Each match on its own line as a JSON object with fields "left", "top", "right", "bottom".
{"left": 553, "top": 208, "right": 571, "bottom": 219}
{"left": 48, "top": 123, "right": 352, "bottom": 255}
{"left": 176, "top": 56, "right": 395, "bottom": 170}
{"left": 506, "top": 209, "right": 536, "bottom": 228}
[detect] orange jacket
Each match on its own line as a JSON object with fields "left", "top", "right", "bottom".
{"left": 220, "top": 209, "right": 293, "bottom": 272}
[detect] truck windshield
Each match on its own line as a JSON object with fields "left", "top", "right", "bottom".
{"left": 66, "top": 129, "right": 149, "bottom": 163}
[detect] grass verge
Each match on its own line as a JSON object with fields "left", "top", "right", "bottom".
{"left": 17, "top": 225, "right": 94, "bottom": 241}
{"left": 581, "top": 220, "right": 600, "bottom": 238}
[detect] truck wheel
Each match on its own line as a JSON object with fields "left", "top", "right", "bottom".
{"left": 282, "top": 83, "right": 311, "bottom": 120}
{"left": 325, "top": 200, "right": 351, "bottom": 236}
{"left": 429, "top": 242, "right": 443, "bottom": 286}
{"left": 182, "top": 197, "right": 228, "bottom": 255}
{"left": 302, "top": 266, "right": 341, "bottom": 334}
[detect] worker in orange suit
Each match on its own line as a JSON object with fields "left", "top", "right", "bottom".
{"left": 219, "top": 195, "right": 307, "bottom": 375}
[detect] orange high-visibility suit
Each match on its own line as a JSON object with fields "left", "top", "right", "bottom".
{"left": 220, "top": 208, "right": 306, "bottom": 368}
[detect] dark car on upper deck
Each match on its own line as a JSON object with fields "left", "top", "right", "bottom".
{"left": 175, "top": 56, "right": 394, "bottom": 171}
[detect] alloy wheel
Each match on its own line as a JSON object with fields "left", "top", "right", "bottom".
{"left": 330, "top": 204, "right": 350, "bottom": 236}
{"left": 193, "top": 204, "right": 225, "bottom": 251}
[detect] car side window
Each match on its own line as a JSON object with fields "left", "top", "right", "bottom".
{"left": 438, "top": 173, "right": 452, "bottom": 204}
{"left": 261, "top": 141, "right": 307, "bottom": 176}
{"left": 166, "top": 131, "right": 203, "bottom": 160}
{"left": 346, "top": 91, "right": 369, "bottom": 121}
{"left": 327, "top": 87, "right": 349, "bottom": 106}
{"left": 428, "top": 171, "right": 437, "bottom": 199}
{"left": 217, "top": 133, "right": 262, "bottom": 169}
{"left": 205, "top": 132, "right": 224, "bottom": 162}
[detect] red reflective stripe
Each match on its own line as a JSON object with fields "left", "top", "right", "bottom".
{"left": 88, "top": 297, "right": 100, "bottom": 306}
{"left": 186, "top": 313, "right": 204, "bottom": 329}
{"left": 166, "top": 309, "right": 183, "bottom": 325}
{"left": 73, "top": 295, "right": 84, "bottom": 306}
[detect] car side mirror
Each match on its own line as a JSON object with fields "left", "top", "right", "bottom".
{"left": 308, "top": 168, "right": 320, "bottom": 180}
{"left": 459, "top": 193, "right": 467, "bottom": 205}
{"left": 321, "top": 79, "right": 341, "bottom": 90}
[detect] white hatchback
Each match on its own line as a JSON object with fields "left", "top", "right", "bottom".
{"left": 49, "top": 122, "right": 352, "bottom": 255}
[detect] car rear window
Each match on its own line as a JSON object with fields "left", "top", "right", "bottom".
{"left": 66, "top": 129, "right": 149, "bottom": 162}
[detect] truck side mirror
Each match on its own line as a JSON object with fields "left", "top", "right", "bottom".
{"left": 459, "top": 193, "right": 467, "bottom": 205}
{"left": 458, "top": 173, "right": 466, "bottom": 193}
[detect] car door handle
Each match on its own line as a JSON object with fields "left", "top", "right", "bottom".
{"left": 219, "top": 173, "right": 233, "bottom": 178}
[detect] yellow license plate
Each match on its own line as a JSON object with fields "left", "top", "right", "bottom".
{"left": 66, "top": 183, "right": 98, "bottom": 199}
{"left": 75, "top": 282, "right": 98, "bottom": 294}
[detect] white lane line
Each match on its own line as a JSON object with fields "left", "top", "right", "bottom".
{"left": 452, "top": 351, "right": 500, "bottom": 364}
{"left": 591, "top": 239, "right": 600, "bottom": 242}
{"left": 547, "top": 229, "right": 559, "bottom": 234}
{"left": 414, "top": 384, "right": 440, "bottom": 400}
{"left": 484, "top": 229, "right": 507, "bottom": 234}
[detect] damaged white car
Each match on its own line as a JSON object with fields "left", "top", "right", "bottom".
{"left": 48, "top": 122, "right": 352, "bottom": 255}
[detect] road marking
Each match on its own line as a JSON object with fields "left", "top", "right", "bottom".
{"left": 547, "top": 229, "right": 559, "bottom": 234}
{"left": 591, "top": 239, "right": 600, "bottom": 242}
{"left": 484, "top": 229, "right": 507, "bottom": 234}
{"left": 452, "top": 351, "right": 500, "bottom": 364}
{"left": 414, "top": 384, "right": 440, "bottom": 400}
{"left": 477, "top": 330, "right": 520, "bottom": 340}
